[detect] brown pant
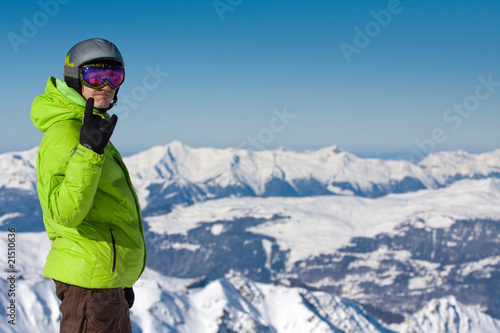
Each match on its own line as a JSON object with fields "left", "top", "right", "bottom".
{"left": 54, "top": 280, "right": 132, "bottom": 333}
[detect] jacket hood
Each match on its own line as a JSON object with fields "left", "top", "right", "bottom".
{"left": 31, "top": 77, "right": 87, "bottom": 133}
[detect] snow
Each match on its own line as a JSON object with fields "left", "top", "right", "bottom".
{"left": 420, "top": 149, "right": 500, "bottom": 184}
{"left": 0, "top": 213, "right": 22, "bottom": 226}
{"left": 2, "top": 143, "right": 500, "bottom": 332}
{"left": 167, "top": 242, "right": 201, "bottom": 251}
{"left": 145, "top": 178, "right": 500, "bottom": 265}
{"left": 132, "top": 271, "right": 393, "bottom": 333}
{"left": 261, "top": 239, "right": 273, "bottom": 271}
{"left": 122, "top": 141, "right": 445, "bottom": 209}
{"left": 0, "top": 232, "right": 58, "bottom": 333}
{"left": 456, "top": 256, "right": 500, "bottom": 278}
{"left": 4, "top": 142, "right": 500, "bottom": 213}
{"left": 210, "top": 223, "right": 225, "bottom": 236}
{"left": 0, "top": 147, "right": 38, "bottom": 192}
{"left": 2, "top": 257, "right": 498, "bottom": 333}
{"left": 391, "top": 295, "right": 500, "bottom": 333}
{"left": 0, "top": 204, "right": 497, "bottom": 332}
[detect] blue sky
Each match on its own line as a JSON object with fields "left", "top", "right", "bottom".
{"left": 1, "top": 0, "right": 499, "bottom": 158}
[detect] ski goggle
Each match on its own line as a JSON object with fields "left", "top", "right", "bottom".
{"left": 80, "top": 64, "right": 125, "bottom": 89}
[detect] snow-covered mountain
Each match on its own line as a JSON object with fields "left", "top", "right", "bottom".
{"left": 124, "top": 141, "right": 500, "bottom": 215}
{"left": 0, "top": 147, "right": 42, "bottom": 231}
{"left": 3, "top": 141, "right": 500, "bottom": 221}
{"left": 131, "top": 268, "right": 392, "bottom": 333}
{"left": 143, "top": 177, "right": 500, "bottom": 324}
{"left": 1, "top": 231, "right": 498, "bottom": 333}
{"left": 390, "top": 295, "right": 500, "bottom": 333}
{"left": 1, "top": 142, "right": 500, "bottom": 332}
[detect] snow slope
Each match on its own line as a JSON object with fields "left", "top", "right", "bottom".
{"left": 0, "top": 147, "right": 38, "bottom": 193}
{"left": 142, "top": 178, "right": 500, "bottom": 324}
{"left": 0, "top": 232, "right": 391, "bottom": 332}
{"left": 2, "top": 143, "right": 500, "bottom": 331}
{"left": 131, "top": 269, "right": 392, "bottom": 333}
{"left": 420, "top": 149, "right": 500, "bottom": 185}
{"left": 1, "top": 233, "right": 498, "bottom": 333}
{"left": 145, "top": 178, "right": 500, "bottom": 265}
{"left": 391, "top": 295, "right": 500, "bottom": 333}
{"left": 0, "top": 184, "right": 498, "bottom": 331}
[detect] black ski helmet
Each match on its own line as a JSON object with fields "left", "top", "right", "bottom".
{"left": 63, "top": 38, "right": 125, "bottom": 108}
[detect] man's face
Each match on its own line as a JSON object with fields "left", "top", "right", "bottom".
{"left": 81, "top": 84, "right": 116, "bottom": 109}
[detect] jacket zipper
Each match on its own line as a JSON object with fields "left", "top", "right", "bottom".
{"left": 109, "top": 226, "right": 117, "bottom": 272}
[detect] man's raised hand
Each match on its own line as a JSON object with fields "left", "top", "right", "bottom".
{"left": 79, "top": 98, "right": 118, "bottom": 155}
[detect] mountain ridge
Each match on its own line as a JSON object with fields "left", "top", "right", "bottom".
{"left": 3, "top": 142, "right": 500, "bottom": 213}
{"left": 1, "top": 142, "right": 500, "bottom": 331}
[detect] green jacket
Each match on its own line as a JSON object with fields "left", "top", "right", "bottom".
{"left": 31, "top": 77, "right": 147, "bottom": 289}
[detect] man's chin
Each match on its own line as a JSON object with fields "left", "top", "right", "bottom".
{"left": 93, "top": 98, "right": 113, "bottom": 109}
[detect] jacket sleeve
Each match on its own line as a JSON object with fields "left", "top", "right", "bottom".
{"left": 37, "top": 140, "right": 104, "bottom": 229}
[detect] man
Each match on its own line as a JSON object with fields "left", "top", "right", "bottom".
{"left": 31, "top": 38, "right": 147, "bottom": 332}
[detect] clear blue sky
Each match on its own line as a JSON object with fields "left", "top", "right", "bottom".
{"left": 1, "top": 0, "right": 499, "bottom": 158}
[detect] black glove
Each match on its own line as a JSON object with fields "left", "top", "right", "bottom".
{"left": 124, "top": 287, "right": 135, "bottom": 308}
{"left": 79, "top": 98, "right": 118, "bottom": 155}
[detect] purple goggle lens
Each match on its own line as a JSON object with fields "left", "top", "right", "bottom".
{"left": 80, "top": 64, "right": 125, "bottom": 89}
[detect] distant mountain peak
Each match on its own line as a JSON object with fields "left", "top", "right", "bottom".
{"left": 391, "top": 296, "right": 500, "bottom": 333}
{"left": 4, "top": 142, "right": 500, "bottom": 212}
{"left": 2, "top": 143, "right": 500, "bottom": 332}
